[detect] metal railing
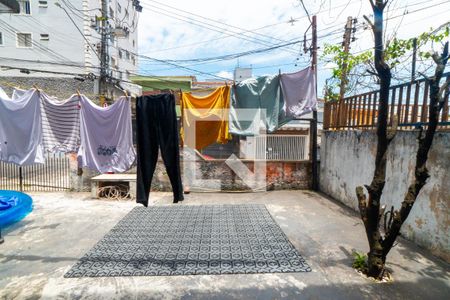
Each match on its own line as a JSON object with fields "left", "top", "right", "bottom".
{"left": 244, "top": 134, "right": 309, "bottom": 161}
{"left": 0, "top": 153, "right": 71, "bottom": 192}
{"left": 324, "top": 73, "right": 450, "bottom": 130}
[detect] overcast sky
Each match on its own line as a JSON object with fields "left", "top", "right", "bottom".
{"left": 137, "top": 0, "right": 450, "bottom": 94}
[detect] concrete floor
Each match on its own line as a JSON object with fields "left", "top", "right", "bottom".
{"left": 0, "top": 191, "right": 449, "bottom": 300}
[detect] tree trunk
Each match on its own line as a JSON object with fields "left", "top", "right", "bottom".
{"left": 357, "top": 0, "right": 392, "bottom": 279}
{"left": 356, "top": 1, "right": 449, "bottom": 277}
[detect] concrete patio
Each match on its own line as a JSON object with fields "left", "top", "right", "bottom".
{"left": 0, "top": 191, "right": 449, "bottom": 299}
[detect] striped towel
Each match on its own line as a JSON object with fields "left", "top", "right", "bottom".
{"left": 40, "top": 93, "right": 81, "bottom": 153}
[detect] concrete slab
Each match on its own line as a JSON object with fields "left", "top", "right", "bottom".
{"left": 0, "top": 191, "right": 449, "bottom": 299}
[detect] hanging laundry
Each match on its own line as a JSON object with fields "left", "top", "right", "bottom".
{"left": 280, "top": 67, "right": 317, "bottom": 118}
{"left": 78, "top": 96, "right": 135, "bottom": 173}
{"left": 181, "top": 86, "right": 231, "bottom": 150}
{"left": 40, "top": 92, "right": 80, "bottom": 153}
{"left": 12, "top": 88, "right": 26, "bottom": 101}
{"left": 0, "top": 89, "right": 45, "bottom": 166}
{"left": 136, "top": 93, "right": 184, "bottom": 207}
{"left": 229, "top": 75, "right": 285, "bottom": 136}
{"left": 0, "top": 87, "right": 10, "bottom": 100}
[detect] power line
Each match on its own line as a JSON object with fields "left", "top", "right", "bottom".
{"left": 143, "top": 0, "right": 299, "bottom": 48}
{"left": 0, "top": 19, "right": 78, "bottom": 64}
{"left": 140, "top": 3, "right": 300, "bottom": 54}
{"left": 56, "top": 3, "right": 101, "bottom": 61}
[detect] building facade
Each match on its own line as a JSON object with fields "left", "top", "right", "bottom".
{"left": 0, "top": 0, "right": 141, "bottom": 98}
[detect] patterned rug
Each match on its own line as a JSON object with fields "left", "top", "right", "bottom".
{"left": 64, "top": 204, "right": 311, "bottom": 277}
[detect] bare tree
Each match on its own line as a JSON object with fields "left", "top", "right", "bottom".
{"left": 356, "top": 0, "right": 449, "bottom": 279}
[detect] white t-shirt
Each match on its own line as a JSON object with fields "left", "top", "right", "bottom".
{"left": 78, "top": 96, "right": 135, "bottom": 173}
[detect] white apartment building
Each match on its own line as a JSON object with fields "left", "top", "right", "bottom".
{"left": 0, "top": 0, "right": 141, "bottom": 96}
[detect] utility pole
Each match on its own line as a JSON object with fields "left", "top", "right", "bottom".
{"left": 99, "top": 0, "right": 109, "bottom": 104}
{"left": 311, "top": 15, "right": 319, "bottom": 191}
{"left": 338, "top": 16, "right": 354, "bottom": 100}
{"left": 411, "top": 38, "right": 417, "bottom": 82}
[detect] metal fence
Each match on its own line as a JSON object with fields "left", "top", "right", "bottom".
{"left": 324, "top": 72, "right": 450, "bottom": 130}
{"left": 245, "top": 135, "right": 309, "bottom": 161}
{"left": 0, "top": 153, "right": 71, "bottom": 192}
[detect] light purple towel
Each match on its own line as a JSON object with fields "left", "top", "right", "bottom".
{"left": 280, "top": 67, "right": 317, "bottom": 118}
{"left": 78, "top": 96, "right": 136, "bottom": 173}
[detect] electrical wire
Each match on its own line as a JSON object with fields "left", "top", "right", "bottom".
{"left": 140, "top": 4, "right": 300, "bottom": 54}
{"left": 56, "top": 3, "right": 101, "bottom": 60}
{"left": 0, "top": 19, "right": 78, "bottom": 64}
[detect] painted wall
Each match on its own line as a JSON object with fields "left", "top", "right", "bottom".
{"left": 70, "top": 155, "right": 311, "bottom": 192}
{"left": 320, "top": 130, "right": 450, "bottom": 262}
{"left": 0, "top": 0, "right": 138, "bottom": 81}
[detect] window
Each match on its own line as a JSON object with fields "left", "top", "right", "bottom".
{"left": 125, "top": 50, "right": 130, "bottom": 60}
{"left": 19, "top": 1, "right": 31, "bottom": 15}
{"left": 117, "top": 3, "right": 122, "bottom": 13}
{"left": 40, "top": 34, "right": 49, "bottom": 41}
{"left": 132, "top": 55, "right": 136, "bottom": 66}
{"left": 132, "top": 40, "right": 135, "bottom": 48}
{"left": 109, "top": 7, "right": 114, "bottom": 19}
{"left": 17, "top": 33, "right": 32, "bottom": 48}
{"left": 125, "top": 9, "right": 129, "bottom": 19}
{"left": 38, "top": 1, "right": 48, "bottom": 7}
{"left": 118, "top": 49, "right": 123, "bottom": 59}
{"left": 0, "top": 32, "right": 3, "bottom": 46}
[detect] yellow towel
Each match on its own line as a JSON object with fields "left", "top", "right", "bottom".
{"left": 181, "top": 86, "right": 231, "bottom": 150}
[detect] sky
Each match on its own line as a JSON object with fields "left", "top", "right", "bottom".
{"left": 136, "top": 0, "right": 450, "bottom": 95}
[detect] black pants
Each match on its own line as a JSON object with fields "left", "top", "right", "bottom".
{"left": 136, "top": 94, "right": 184, "bottom": 206}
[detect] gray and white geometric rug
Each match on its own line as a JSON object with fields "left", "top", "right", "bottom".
{"left": 64, "top": 204, "right": 311, "bottom": 277}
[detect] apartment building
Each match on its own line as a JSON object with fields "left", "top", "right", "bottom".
{"left": 0, "top": 0, "right": 141, "bottom": 98}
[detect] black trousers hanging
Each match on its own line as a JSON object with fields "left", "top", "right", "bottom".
{"left": 136, "top": 93, "right": 184, "bottom": 207}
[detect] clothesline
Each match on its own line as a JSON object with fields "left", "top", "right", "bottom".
{"left": 0, "top": 66, "right": 317, "bottom": 169}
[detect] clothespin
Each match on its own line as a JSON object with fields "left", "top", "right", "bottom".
{"left": 124, "top": 89, "right": 129, "bottom": 98}
{"left": 76, "top": 89, "right": 81, "bottom": 98}
{"left": 33, "top": 84, "right": 40, "bottom": 92}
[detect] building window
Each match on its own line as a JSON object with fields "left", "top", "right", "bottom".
{"left": 118, "top": 49, "right": 123, "bottom": 59}
{"left": 0, "top": 32, "right": 3, "bottom": 46}
{"left": 132, "top": 55, "right": 136, "bottom": 66}
{"left": 17, "top": 33, "right": 32, "bottom": 48}
{"left": 40, "top": 33, "right": 49, "bottom": 41}
{"left": 19, "top": 1, "right": 31, "bottom": 15}
{"left": 109, "top": 7, "right": 114, "bottom": 19}
{"left": 125, "top": 8, "right": 129, "bottom": 19}
{"left": 38, "top": 1, "right": 48, "bottom": 7}
{"left": 132, "top": 40, "right": 135, "bottom": 48}
{"left": 117, "top": 3, "right": 122, "bottom": 13}
{"left": 125, "top": 50, "right": 130, "bottom": 60}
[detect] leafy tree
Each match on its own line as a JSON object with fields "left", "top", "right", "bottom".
{"left": 322, "top": 21, "right": 449, "bottom": 100}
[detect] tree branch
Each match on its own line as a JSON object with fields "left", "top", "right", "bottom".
{"left": 382, "top": 42, "right": 449, "bottom": 256}
{"left": 363, "top": 15, "right": 375, "bottom": 31}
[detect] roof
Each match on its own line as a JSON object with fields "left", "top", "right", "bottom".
{"left": 130, "top": 76, "right": 195, "bottom": 92}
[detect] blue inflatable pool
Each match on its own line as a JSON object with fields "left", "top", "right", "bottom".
{"left": 0, "top": 190, "right": 33, "bottom": 227}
